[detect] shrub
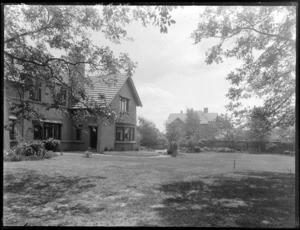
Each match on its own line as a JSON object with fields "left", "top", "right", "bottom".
{"left": 266, "top": 143, "right": 278, "bottom": 153}
{"left": 44, "top": 138, "right": 60, "bottom": 152}
{"left": 104, "top": 147, "right": 108, "bottom": 151}
{"left": 4, "top": 140, "right": 58, "bottom": 162}
{"left": 167, "top": 149, "right": 173, "bottom": 155}
{"left": 83, "top": 148, "right": 93, "bottom": 158}
{"left": 5, "top": 152, "right": 22, "bottom": 162}
{"left": 194, "top": 146, "right": 201, "bottom": 153}
{"left": 44, "top": 150, "right": 58, "bottom": 159}
{"left": 214, "top": 147, "right": 237, "bottom": 153}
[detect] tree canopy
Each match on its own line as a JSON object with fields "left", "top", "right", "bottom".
{"left": 4, "top": 5, "right": 177, "bottom": 124}
{"left": 137, "top": 117, "right": 163, "bottom": 147}
{"left": 191, "top": 5, "right": 296, "bottom": 130}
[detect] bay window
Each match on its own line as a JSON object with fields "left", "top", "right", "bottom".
{"left": 116, "top": 126, "right": 135, "bottom": 141}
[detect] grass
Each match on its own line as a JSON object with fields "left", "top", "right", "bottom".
{"left": 3, "top": 151, "right": 296, "bottom": 227}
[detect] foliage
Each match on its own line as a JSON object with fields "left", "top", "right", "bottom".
{"left": 213, "top": 114, "right": 235, "bottom": 141}
{"left": 83, "top": 147, "right": 93, "bottom": 158}
{"left": 137, "top": 117, "right": 162, "bottom": 147}
{"left": 44, "top": 151, "right": 59, "bottom": 159}
{"left": 265, "top": 142, "right": 278, "bottom": 153}
{"left": 4, "top": 5, "right": 177, "bottom": 124}
{"left": 213, "top": 147, "right": 237, "bottom": 153}
{"left": 269, "top": 126, "right": 295, "bottom": 143}
{"left": 165, "top": 119, "right": 184, "bottom": 144}
{"left": 4, "top": 140, "right": 57, "bottom": 162}
{"left": 185, "top": 108, "right": 200, "bottom": 139}
{"left": 248, "top": 107, "right": 271, "bottom": 141}
{"left": 44, "top": 138, "right": 60, "bottom": 152}
{"left": 192, "top": 6, "right": 296, "bottom": 129}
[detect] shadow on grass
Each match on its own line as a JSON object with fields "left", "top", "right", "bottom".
{"left": 3, "top": 169, "right": 106, "bottom": 223}
{"left": 153, "top": 171, "right": 295, "bottom": 227}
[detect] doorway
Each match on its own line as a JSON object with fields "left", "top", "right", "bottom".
{"left": 89, "top": 126, "right": 98, "bottom": 149}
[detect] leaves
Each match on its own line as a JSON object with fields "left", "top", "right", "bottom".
{"left": 4, "top": 5, "right": 176, "bottom": 123}
{"left": 192, "top": 6, "right": 296, "bottom": 130}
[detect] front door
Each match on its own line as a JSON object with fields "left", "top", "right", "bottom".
{"left": 89, "top": 126, "right": 98, "bottom": 149}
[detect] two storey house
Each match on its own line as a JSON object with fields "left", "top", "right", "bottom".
{"left": 4, "top": 73, "right": 142, "bottom": 153}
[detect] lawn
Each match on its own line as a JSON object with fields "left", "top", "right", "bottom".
{"left": 3, "top": 151, "right": 296, "bottom": 227}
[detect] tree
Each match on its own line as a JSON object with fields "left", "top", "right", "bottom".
{"left": 4, "top": 5, "right": 177, "bottom": 124}
{"left": 165, "top": 119, "right": 184, "bottom": 145}
{"left": 191, "top": 6, "right": 296, "bottom": 129}
{"left": 185, "top": 108, "right": 201, "bottom": 139}
{"left": 213, "top": 114, "right": 236, "bottom": 141}
{"left": 248, "top": 106, "right": 271, "bottom": 142}
{"left": 137, "top": 117, "right": 161, "bottom": 147}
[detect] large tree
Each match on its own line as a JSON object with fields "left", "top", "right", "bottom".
{"left": 137, "top": 117, "right": 162, "bottom": 147}
{"left": 4, "top": 5, "right": 177, "bottom": 124}
{"left": 248, "top": 106, "right": 271, "bottom": 142}
{"left": 191, "top": 5, "right": 296, "bottom": 130}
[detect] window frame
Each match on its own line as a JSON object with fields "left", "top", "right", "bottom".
{"left": 119, "top": 97, "right": 129, "bottom": 112}
{"left": 58, "top": 87, "right": 67, "bottom": 106}
{"left": 9, "top": 119, "right": 16, "bottom": 140}
{"left": 29, "top": 83, "right": 42, "bottom": 101}
{"left": 115, "top": 125, "right": 135, "bottom": 142}
{"left": 33, "top": 121, "right": 62, "bottom": 140}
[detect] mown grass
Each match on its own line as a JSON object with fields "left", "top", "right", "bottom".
{"left": 3, "top": 152, "right": 296, "bottom": 227}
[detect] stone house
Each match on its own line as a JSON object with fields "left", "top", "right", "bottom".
{"left": 4, "top": 73, "right": 142, "bottom": 153}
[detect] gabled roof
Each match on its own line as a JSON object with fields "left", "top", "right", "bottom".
{"left": 167, "top": 110, "right": 218, "bottom": 124}
{"left": 71, "top": 74, "right": 142, "bottom": 109}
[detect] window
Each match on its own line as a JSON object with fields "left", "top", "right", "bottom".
{"left": 119, "top": 97, "right": 129, "bottom": 112}
{"left": 29, "top": 85, "right": 42, "bottom": 101}
{"left": 76, "top": 125, "right": 82, "bottom": 140}
{"left": 33, "top": 121, "right": 61, "bottom": 140}
{"left": 9, "top": 119, "right": 16, "bottom": 140}
{"left": 58, "top": 88, "right": 67, "bottom": 106}
{"left": 116, "top": 126, "right": 134, "bottom": 141}
{"left": 33, "top": 122, "right": 43, "bottom": 140}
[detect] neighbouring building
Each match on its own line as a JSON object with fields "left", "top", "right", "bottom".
{"left": 167, "top": 108, "right": 218, "bottom": 139}
{"left": 4, "top": 73, "right": 142, "bottom": 153}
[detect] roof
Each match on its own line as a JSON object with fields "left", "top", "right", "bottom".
{"left": 71, "top": 74, "right": 142, "bottom": 109}
{"left": 167, "top": 110, "right": 218, "bottom": 124}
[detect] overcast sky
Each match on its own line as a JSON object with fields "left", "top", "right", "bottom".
{"left": 92, "top": 6, "right": 263, "bottom": 132}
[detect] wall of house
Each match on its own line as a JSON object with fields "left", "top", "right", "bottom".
{"left": 97, "top": 79, "right": 138, "bottom": 152}
{"left": 4, "top": 80, "right": 83, "bottom": 151}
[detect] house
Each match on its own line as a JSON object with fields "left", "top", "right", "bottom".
{"left": 4, "top": 72, "right": 142, "bottom": 153}
{"left": 167, "top": 108, "right": 218, "bottom": 139}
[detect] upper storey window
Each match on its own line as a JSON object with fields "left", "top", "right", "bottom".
{"left": 120, "top": 97, "right": 129, "bottom": 112}
{"left": 29, "top": 80, "right": 42, "bottom": 101}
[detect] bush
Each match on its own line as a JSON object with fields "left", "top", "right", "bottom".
{"left": 4, "top": 140, "right": 58, "bottom": 162}
{"left": 194, "top": 146, "right": 201, "bottom": 153}
{"left": 44, "top": 150, "right": 58, "bottom": 159}
{"left": 266, "top": 143, "right": 278, "bottom": 153}
{"left": 4, "top": 150, "right": 22, "bottom": 162}
{"left": 167, "top": 149, "right": 173, "bottom": 155}
{"left": 44, "top": 138, "right": 60, "bottom": 152}
{"left": 214, "top": 147, "right": 237, "bottom": 153}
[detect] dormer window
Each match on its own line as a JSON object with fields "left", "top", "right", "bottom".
{"left": 120, "top": 97, "right": 129, "bottom": 112}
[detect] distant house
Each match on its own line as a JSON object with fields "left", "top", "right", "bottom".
{"left": 167, "top": 108, "right": 218, "bottom": 139}
{"left": 4, "top": 73, "right": 142, "bottom": 153}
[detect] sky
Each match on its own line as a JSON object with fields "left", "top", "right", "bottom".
{"left": 91, "top": 6, "right": 263, "bottom": 132}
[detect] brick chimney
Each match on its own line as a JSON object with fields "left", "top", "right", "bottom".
{"left": 204, "top": 107, "right": 208, "bottom": 113}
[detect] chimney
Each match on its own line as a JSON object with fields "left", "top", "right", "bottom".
{"left": 204, "top": 108, "right": 208, "bottom": 113}
{"left": 180, "top": 110, "right": 183, "bottom": 114}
